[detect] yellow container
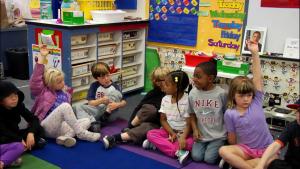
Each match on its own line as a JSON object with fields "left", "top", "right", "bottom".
{"left": 77, "top": 0, "right": 115, "bottom": 20}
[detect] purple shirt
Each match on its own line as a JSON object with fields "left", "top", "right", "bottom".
{"left": 48, "top": 90, "right": 69, "bottom": 114}
{"left": 224, "top": 91, "right": 273, "bottom": 149}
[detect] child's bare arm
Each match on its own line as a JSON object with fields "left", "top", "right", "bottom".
{"left": 107, "top": 100, "right": 127, "bottom": 111}
{"left": 247, "top": 41, "right": 262, "bottom": 91}
{"left": 88, "top": 96, "right": 110, "bottom": 107}
{"left": 160, "top": 113, "right": 176, "bottom": 142}
{"left": 227, "top": 132, "right": 237, "bottom": 145}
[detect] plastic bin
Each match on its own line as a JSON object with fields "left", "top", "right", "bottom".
{"left": 5, "top": 48, "right": 29, "bottom": 80}
{"left": 77, "top": 0, "right": 115, "bottom": 20}
{"left": 185, "top": 53, "right": 214, "bottom": 67}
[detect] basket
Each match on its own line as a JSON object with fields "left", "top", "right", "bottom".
{"left": 185, "top": 53, "right": 214, "bottom": 67}
{"left": 77, "top": 0, "right": 115, "bottom": 20}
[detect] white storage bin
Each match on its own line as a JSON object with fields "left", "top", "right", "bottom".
{"left": 72, "top": 89, "right": 88, "bottom": 102}
{"left": 123, "top": 41, "right": 136, "bottom": 51}
{"left": 98, "top": 32, "right": 113, "bottom": 42}
{"left": 123, "top": 31, "right": 138, "bottom": 40}
{"left": 71, "top": 35, "right": 87, "bottom": 46}
{"left": 72, "top": 75, "right": 90, "bottom": 88}
{"left": 98, "top": 44, "right": 117, "bottom": 56}
{"left": 71, "top": 48, "right": 89, "bottom": 61}
{"left": 122, "top": 77, "right": 137, "bottom": 89}
{"left": 91, "top": 10, "right": 126, "bottom": 23}
{"left": 72, "top": 63, "right": 92, "bottom": 77}
{"left": 122, "top": 65, "right": 138, "bottom": 77}
{"left": 122, "top": 55, "right": 135, "bottom": 64}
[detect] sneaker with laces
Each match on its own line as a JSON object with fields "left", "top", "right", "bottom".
{"left": 103, "top": 135, "right": 116, "bottom": 149}
{"left": 121, "top": 127, "right": 130, "bottom": 133}
{"left": 10, "top": 158, "right": 22, "bottom": 167}
{"left": 142, "top": 139, "right": 156, "bottom": 150}
{"left": 56, "top": 136, "right": 76, "bottom": 147}
{"left": 176, "top": 150, "right": 189, "bottom": 165}
{"left": 77, "top": 130, "right": 101, "bottom": 142}
{"left": 219, "top": 158, "right": 232, "bottom": 169}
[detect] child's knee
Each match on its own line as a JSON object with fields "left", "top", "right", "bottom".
{"left": 12, "top": 142, "right": 25, "bottom": 153}
{"left": 218, "top": 146, "right": 227, "bottom": 158}
{"left": 204, "top": 154, "right": 218, "bottom": 164}
{"left": 191, "top": 150, "right": 204, "bottom": 162}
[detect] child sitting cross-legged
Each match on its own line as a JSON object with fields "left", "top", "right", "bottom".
{"left": 144, "top": 70, "right": 194, "bottom": 165}
{"left": 30, "top": 45, "right": 100, "bottom": 148}
{"left": 0, "top": 81, "right": 46, "bottom": 168}
{"left": 102, "top": 67, "right": 171, "bottom": 149}
{"left": 74, "top": 62, "right": 126, "bottom": 132}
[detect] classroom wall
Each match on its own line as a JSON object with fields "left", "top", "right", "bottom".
{"left": 124, "top": 1, "right": 146, "bottom": 19}
{"left": 247, "top": 1, "right": 299, "bottom": 54}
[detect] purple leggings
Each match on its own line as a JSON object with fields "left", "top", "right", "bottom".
{"left": 0, "top": 142, "right": 24, "bottom": 167}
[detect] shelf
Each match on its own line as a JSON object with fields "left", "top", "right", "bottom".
{"left": 73, "top": 84, "right": 90, "bottom": 92}
{"left": 98, "top": 54, "right": 121, "bottom": 60}
{"left": 123, "top": 62, "right": 142, "bottom": 68}
{"left": 98, "top": 41, "right": 120, "bottom": 46}
{"left": 182, "top": 65, "right": 253, "bottom": 79}
{"left": 122, "top": 84, "right": 144, "bottom": 93}
{"left": 122, "top": 73, "right": 141, "bottom": 80}
{"left": 123, "top": 38, "right": 143, "bottom": 42}
{"left": 71, "top": 58, "right": 96, "bottom": 65}
{"left": 72, "top": 72, "right": 92, "bottom": 79}
{"left": 71, "top": 44, "right": 96, "bottom": 50}
{"left": 123, "top": 50, "right": 143, "bottom": 55}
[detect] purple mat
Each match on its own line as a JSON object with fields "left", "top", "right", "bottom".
{"left": 101, "top": 119, "right": 218, "bottom": 169}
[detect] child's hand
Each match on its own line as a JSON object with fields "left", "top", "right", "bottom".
{"left": 22, "top": 139, "right": 27, "bottom": 150}
{"left": 107, "top": 102, "right": 119, "bottom": 112}
{"left": 0, "top": 161, "right": 4, "bottom": 169}
{"left": 26, "top": 133, "right": 35, "bottom": 150}
{"left": 100, "top": 96, "right": 110, "bottom": 105}
{"left": 168, "top": 132, "right": 177, "bottom": 142}
{"left": 178, "top": 135, "right": 186, "bottom": 150}
{"left": 246, "top": 40, "right": 259, "bottom": 54}
{"left": 37, "top": 45, "right": 49, "bottom": 64}
{"left": 193, "top": 129, "right": 202, "bottom": 141}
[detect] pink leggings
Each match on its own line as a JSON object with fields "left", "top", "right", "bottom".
{"left": 147, "top": 128, "right": 193, "bottom": 157}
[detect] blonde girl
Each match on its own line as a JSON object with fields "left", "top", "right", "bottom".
{"left": 30, "top": 45, "right": 100, "bottom": 147}
{"left": 103, "top": 67, "right": 171, "bottom": 149}
{"left": 219, "top": 42, "right": 273, "bottom": 169}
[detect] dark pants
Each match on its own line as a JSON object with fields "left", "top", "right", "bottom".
{"left": 268, "top": 159, "right": 293, "bottom": 169}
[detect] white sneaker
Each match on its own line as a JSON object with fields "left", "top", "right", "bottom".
{"left": 56, "top": 136, "right": 76, "bottom": 147}
{"left": 10, "top": 158, "right": 22, "bottom": 167}
{"left": 176, "top": 150, "right": 189, "bottom": 165}
{"left": 219, "top": 158, "right": 232, "bottom": 169}
{"left": 142, "top": 139, "right": 156, "bottom": 150}
{"left": 77, "top": 130, "right": 101, "bottom": 142}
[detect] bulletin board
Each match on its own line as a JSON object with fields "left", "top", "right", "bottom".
{"left": 148, "top": 0, "right": 200, "bottom": 46}
{"left": 147, "top": 0, "right": 248, "bottom": 55}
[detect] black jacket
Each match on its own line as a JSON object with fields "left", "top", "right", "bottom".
{"left": 0, "top": 90, "right": 42, "bottom": 144}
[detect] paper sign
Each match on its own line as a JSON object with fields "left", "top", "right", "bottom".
{"left": 283, "top": 38, "right": 299, "bottom": 59}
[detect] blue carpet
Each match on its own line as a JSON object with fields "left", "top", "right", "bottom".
{"left": 31, "top": 139, "right": 177, "bottom": 169}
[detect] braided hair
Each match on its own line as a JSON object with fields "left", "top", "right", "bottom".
{"left": 167, "top": 70, "right": 190, "bottom": 115}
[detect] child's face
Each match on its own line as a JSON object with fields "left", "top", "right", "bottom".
{"left": 192, "top": 67, "right": 211, "bottom": 90}
{"left": 97, "top": 74, "right": 112, "bottom": 87}
{"left": 1, "top": 93, "right": 18, "bottom": 109}
{"left": 53, "top": 76, "right": 65, "bottom": 90}
{"left": 153, "top": 77, "right": 165, "bottom": 90}
{"left": 234, "top": 92, "right": 253, "bottom": 109}
{"left": 163, "top": 76, "right": 177, "bottom": 96}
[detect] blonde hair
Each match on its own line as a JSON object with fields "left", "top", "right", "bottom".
{"left": 44, "top": 67, "right": 64, "bottom": 89}
{"left": 91, "top": 62, "right": 110, "bottom": 79}
{"left": 151, "top": 66, "right": 171, "bottom": 88}
{"left": 227, "top": 76, "right": 256, "bottom": 109}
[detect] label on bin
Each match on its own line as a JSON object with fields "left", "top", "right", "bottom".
{"left": 222, "top": 60, "right": 242, "bottom": 68}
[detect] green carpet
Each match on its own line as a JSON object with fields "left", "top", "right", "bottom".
{"left": 7, "top": 154, "right": 60, "bottom": 169}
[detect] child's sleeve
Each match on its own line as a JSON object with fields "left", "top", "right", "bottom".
{"left": 224, "top": 111, "right": 235, "bottom": 133}
{"left": 253, "top": 91, "right": 264, "bottom": 107}
{"left": 29, "top": 63, "right": 46, "bottom": 97}
{"left": 0, "top": 123, "right": 23, "bottom": 143}
{"left": 187, "top": 95, "right": 195, "bottom": 115}
{"left": 158, "top": 96, "right": 167, "bottom": 114}
{"left": 86, "top": 82, "right": 97, "bottom": 100}
{"left": 20, "top": 104, "right": 41, "bottom": 134}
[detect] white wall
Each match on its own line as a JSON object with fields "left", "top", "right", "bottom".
{"left": 124, "top": 1, "right": 146, "bottom": 19}
{"left": 247, "top": 0, "right": 299, "bottom": 53}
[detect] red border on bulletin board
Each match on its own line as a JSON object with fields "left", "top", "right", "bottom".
{"left": 261, "top": 0, "right": 300, "bottom": 8}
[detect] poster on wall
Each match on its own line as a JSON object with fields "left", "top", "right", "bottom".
{"left": 32, "top": 44, "right": 62, "bottom": 70}
{"left": 241, "top": 27, "right": 267, "bottom": 55}
{"left": 197, "top": 0, "right": 247, "bottom": 55}
{"left": 148, "top": 0, "right": 199, "bottom": 46}
{"left": 261, "top": 0, "right": 300, "bottom": 8}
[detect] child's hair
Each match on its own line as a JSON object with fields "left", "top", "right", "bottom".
{"left": 0, "top": 81, "right": 20, "bottom": 101}
{"left": 44, "top": 68, "right": 64, "bottom": 89}
{"left": 227, "top": 76, "right": 256, "bottom": 109}
{"left": 195, "top": 60, "right": 217, "bottom": 80}
{"left": 150, "top": 66, "right": 171, "bottom": 88}
{"left": 91, "top": 62, "right": 110, "bottom": 79}
{"left": 167, "top": 70, "right": 189, "bottom": 115}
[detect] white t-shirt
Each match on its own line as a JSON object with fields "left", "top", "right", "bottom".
{"left": 159, "top": 93, "right": 189, "bottom": 131}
